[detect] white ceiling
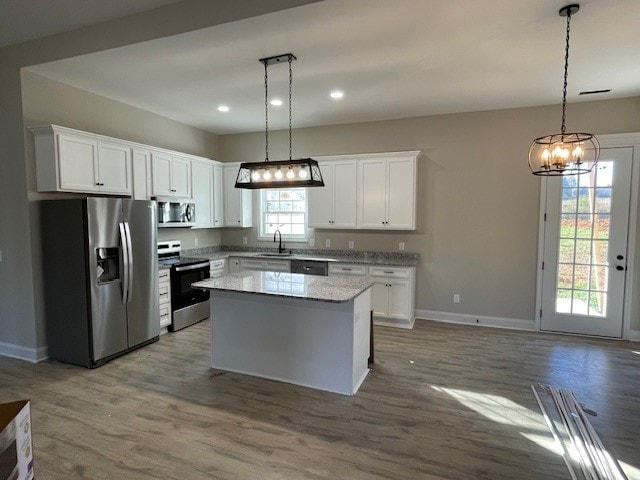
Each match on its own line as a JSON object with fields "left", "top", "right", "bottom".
{"left": 22, "top": 0, "right": 640, "bottom": 135}
{"left": 0, "top": 0, "right": 183, "bottom": 47}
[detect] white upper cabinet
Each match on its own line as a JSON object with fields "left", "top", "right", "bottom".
{"left": 132, "top": 148, "right": 151, "bottom": 200}
{"left": 96, "top": 142, "right": 131, "bottom": 194}
{"left": 223, "top": 163, "right": 252, "bottom": 227}
{"left": 191, "top": 159, "right": 214, "bottom": 228}
{"left": 358, "top": 152, "right": 418, "bottom": 230}
{"left": 212, "top": 164, "right": 224, "bottom": 227}
{"left": 151, "top": 152, "right": 191, "bottom": 198}
{"left": 190, "top": 159, "right": 224, "bottom": 229}
{"left": 31, "top": 125, "right": 132, "bottom": 195}
{"left": 308, "top": 159, "right": 357, "bottom": 229}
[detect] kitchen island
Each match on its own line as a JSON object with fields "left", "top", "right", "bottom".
{"left": 192, "top": 271, "right": 373, "bottom": 395}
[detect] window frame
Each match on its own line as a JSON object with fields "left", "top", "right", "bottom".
{"left": 257, "top": 187, "right": 309, "bottom": 242}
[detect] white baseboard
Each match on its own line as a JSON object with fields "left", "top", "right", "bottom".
{"left": 373, "top": 316, "right": 415, "bottom": 329}
{"left": 0, "top": 341, "right": 48, "bottom": 363}
{"left": 416, "top": 310, "right": 536, "bottom": 331}
{"left": 628, "top": 330, "right": 640, "bottom": 342}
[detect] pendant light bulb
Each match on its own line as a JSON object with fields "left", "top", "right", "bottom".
{"left": 286, "top": 167, "right": 295, "bottom": 179}
{"left": 251, "top": 170, "right": 261, "bottom": 181}
{"left": 274, "top": 168, "right": 284, "bottom": 180}
{"left": 263, "top": 170, "right": 272, "bottom": 180}
{"left": 299, "top": 167, "right": 308, "bottom": 179}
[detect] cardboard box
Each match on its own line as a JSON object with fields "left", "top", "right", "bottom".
{"left": 0, "top": 401, "right": 34, "bottom": 480}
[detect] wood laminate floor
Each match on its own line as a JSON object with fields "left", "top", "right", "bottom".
{"left": 1, "top": 320, "right": 638, "bottom": 479}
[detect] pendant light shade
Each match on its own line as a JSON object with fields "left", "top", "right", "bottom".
{"left": 235, "top": 53, "right": 324, "bottom": 189}
{"left": 529, "top": 4, "right": 599, "bottom": 176}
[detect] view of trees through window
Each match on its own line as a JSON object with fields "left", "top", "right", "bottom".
{"left": 556, "top": 162, "right": 612, "bottom": 316}
{"left": 261, "top": 188, "right": 306, "bottom": 238}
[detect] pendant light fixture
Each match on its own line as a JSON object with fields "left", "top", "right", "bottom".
{"left": 528, "top": 4, "right": 599, "bottom": 176}
{"left": 235, "top": 53, "right": 324, "bottom": 189}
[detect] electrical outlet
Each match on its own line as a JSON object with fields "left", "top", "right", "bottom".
{"left": 399, "top": 242, "right": 405, "bottom": 251}
{"left": 348, "top": 240, "right": 354, "bottom": 249}
{"left": 325, "top": 239, "right": 331, "bottom": 248}
{"left": 242, "top": 237, "right": 248, "bottom": 245}
{"left": 309, "top": 237, "right": 315, "bottom": 247}
{"left": 194, "top": 237, "right": 199, "bottom": 247}
{"left": 453, "top": 294, "right": 460, "bottom": 304}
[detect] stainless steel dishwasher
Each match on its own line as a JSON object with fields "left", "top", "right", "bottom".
{"left": 290, "top": 259, "right": 328, "bottom": 276}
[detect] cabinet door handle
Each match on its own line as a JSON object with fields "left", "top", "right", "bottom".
{"left": 383, "top": 270, "right": 394, "bottom": 274}
{"left": 342, "top": 268, "right": 352, "bottom": 271}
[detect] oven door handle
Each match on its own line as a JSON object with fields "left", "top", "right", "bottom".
{"left": 119, "top": 222, "right": 129, "bottom": 304}
{"left": 174, "top": 262, "right": 210, "bottom": 272}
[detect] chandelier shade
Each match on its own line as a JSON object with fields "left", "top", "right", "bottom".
{"left": 235, "top": 158, "right": 324, "bottom": 189}
{"left": 528, "top": 4, "right": 599, "bottom": 177}
{"left": 529, "top": 132, "right": 599, "bottom": 176}
{"left": 235, "top": 53, "right": 324, "bottom": 189}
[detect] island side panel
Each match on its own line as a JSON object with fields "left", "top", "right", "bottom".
{"left": 210, "top": 291, "right": 357, "bottom": 395}
{"left": 352, "top": 288, "right": 372, "bottom": 393}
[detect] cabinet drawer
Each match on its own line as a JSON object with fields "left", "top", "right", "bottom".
{"left": 210, "top": 259, "right": 225, "bottom": 270}
{"left": 158, "top": 268, "right": 170, "bottom": 280}
{"left": 329, "top": 263, "right": 366, "bottom": 276}
{"left": 160, "top": 304, "right": 171, "bottom": 328}
{"left": 159, "top": 281, "right": 171, "bottom": 304}
{"left": 240, "top": 259, "right": 263, "bottom": 270}
{"left": 264, "top": 261, "right": 290, "bottom": 272}
{"left": 368, "top": 266, "right": 410, "bottom": 279}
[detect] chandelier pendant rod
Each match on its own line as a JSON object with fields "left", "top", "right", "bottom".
{"left": 561, "top": 9, "right": 572, "bottom": 137}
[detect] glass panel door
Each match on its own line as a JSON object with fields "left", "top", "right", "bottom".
{"left": 541, "top": 147, "right": 633, "bottom": 337}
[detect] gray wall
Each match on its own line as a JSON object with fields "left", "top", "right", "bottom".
{"left": 218, "top": 98, "right": 640, "bottom": 327}
{"left": 0, "top": 0, "right": 320, "bottom": 354}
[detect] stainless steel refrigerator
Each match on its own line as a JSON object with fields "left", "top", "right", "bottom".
{"left": 41, "top": 197, "right": 159, "bottom": 368}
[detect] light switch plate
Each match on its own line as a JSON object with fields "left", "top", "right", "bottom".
{"left": 242, "top": 237, "right": 248, "bottom": 245}
{"left": 348, "top": 241, "right": 354, "bottom": 249}
{"left": 309, "top": 238, "right": 315, "bottom": 247}
{"left": 399, "top": 242, "right": 405, "bottom": 251}
{"left": 325, "top": 239, "right": 331, "bottom": 248}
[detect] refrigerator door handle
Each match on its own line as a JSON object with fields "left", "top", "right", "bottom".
{"left": 119, "top": 222, "right": 129, "bottom": 304}
{"left": 124, "top": 222, "right": 134, "bottom": 303}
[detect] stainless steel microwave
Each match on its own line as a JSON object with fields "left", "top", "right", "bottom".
{"left": 155, "top": 198, "right": 195, "bottom": 227}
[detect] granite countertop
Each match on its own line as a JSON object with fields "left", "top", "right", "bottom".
{"left": 185, "top": 247, "right": 419, "bottom": 267}
{"left": 192, "top": 270, "right": 373, "bottom": 303}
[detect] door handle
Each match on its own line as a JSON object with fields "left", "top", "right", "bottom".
{"left": 124, "top": 222, "right": 134, "bottom": 302}
{"left": 119, "top": 223, "right": 129, "bottom": 304}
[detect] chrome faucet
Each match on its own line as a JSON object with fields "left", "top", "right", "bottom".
{"left": 274, "top": 229, "right": 285, "bottom": 253}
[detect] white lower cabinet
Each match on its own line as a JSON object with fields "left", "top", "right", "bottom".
{"left": 158, "top": 268, "right": 172, "bottom": 332}
{"left": 209, "top": 259, "right": 227, "bottom": 278}
{"left": 330, "top": 263, "right": 416, "bottom": 328}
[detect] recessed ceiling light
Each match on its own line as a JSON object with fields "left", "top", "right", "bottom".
{"left": 270, "top": 98, "right": 283, "bottom": 106}
{"left": 217, "top": 105, "right": 229, "bottom": 112}
{"left": 330, "top": 90, "right": 344, "bottom": 99}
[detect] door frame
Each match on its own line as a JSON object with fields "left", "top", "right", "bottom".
{"left": 535, "top": 133, "right": 640, "bottom": 339}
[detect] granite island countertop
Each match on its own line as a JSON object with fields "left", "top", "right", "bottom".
{"left": 192, "top": 270, "right": 373, "bottom": 303}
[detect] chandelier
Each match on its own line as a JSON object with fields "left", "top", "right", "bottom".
{"left": 528, "top": 4, "right": 599, "bottom": 176}
{"left": 235, "top": 53, "right": 324, "bottom": 189}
